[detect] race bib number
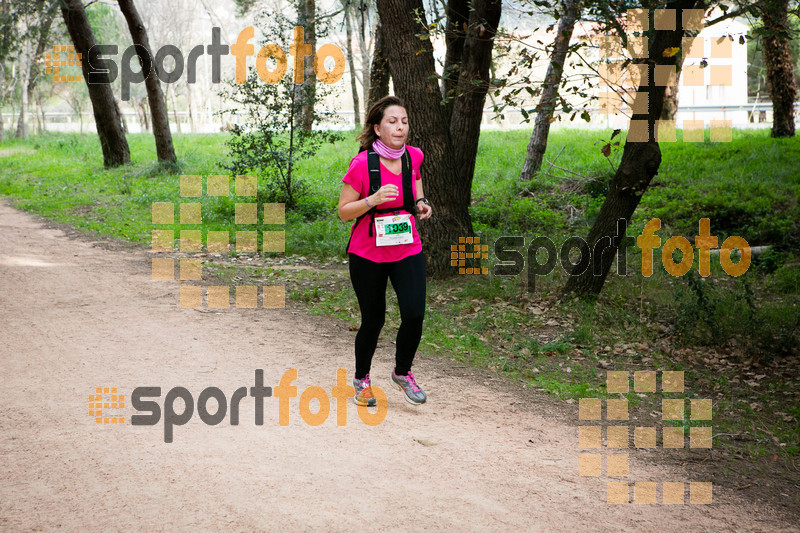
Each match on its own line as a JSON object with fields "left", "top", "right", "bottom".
{"left": 375, "top": 214, "right": 413, "bottom": 247}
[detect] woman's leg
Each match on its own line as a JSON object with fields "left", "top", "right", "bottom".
{"left": 348, "top": 253, "right": 389, "bottom": 379}
{"left": 388, "top": 252, "right": 426, "bottom": 375}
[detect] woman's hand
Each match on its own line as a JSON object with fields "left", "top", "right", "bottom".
{"left": 416, "top": 201, "right": 432, "bottom": 220}
{"left": 371, "top": 184, "right": 399, "bottom": 206}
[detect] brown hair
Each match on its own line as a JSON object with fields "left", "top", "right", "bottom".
{"left": 357, "top": 95, "right": 407, "bottom": 152}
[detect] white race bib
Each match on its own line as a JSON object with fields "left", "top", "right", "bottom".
{"left": 374, "top": 214, "right": 413, "bottom": 246}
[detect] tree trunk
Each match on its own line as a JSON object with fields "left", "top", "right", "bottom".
{"left": 117, "top": 0, "right": 177, "bottom": 162}
{"left": 298, "top": 0, "right": 316, "bottom": 131}
{"left": 0, "top": 62, "right": 5, "bottom": 142}
{"left": 377, "top": 0, "right": 501, "bottom": 278}
{"left": 564, "top": 0, "right": 702, "bottom": 297}
{"left": 345, "top": 7, "right": 361, "bottom": 128}
{"left": 448, "top": 0, "right": 503, "bottom": 192}
{"left": 660, "top": 82, "right": 680, "bottom": 120}
{"left": 117, "top": 98, "right": 128, "bottom": 133}
{"left": 356, "top": 1, "right": 371, "bottom": 114}
{"left": 36, "top": 92, "right": 45, "bottom": 134}
{"left": 24, "top": 0, "right": 58, "bottom": 136}
{"left": 15, "top": 95, "right": 28, "bottom": 139}
{"left": 16, "top": 40, "right": 29, "bottom": 139}
{"left": 441, "top": 0, "right": 468, "bottom": 124}
{"left": 758, "top": 0, "right": 797, "bottom": 138}
{"left": 169, "top": 86, "right": 181, "bottom": 134}
{"left": 138, "top": 97, "right": 150, "bottom": 132}
{"left": 60, "top": 0, "right": 130, "bottom": 167}
{"left": 367, "top": 20, "right": 390, "bottom": 109}
{"left": 519, "top": 0, "right": 579, "bottom": 180}
{"left": 661, "top": 51, "right": 689, "bottom": 120}
{"left": 187, "top": 84, "right": 196, "bottom": 133}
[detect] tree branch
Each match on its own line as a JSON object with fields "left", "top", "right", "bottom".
{"left": 706, "top": 6, "right": 749, "bottom": 27}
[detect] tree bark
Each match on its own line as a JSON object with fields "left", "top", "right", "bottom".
{"left": 117, "top": 0, "right": 177, "bottom": 162}
{"left": 138, "top": 97, "right": 150, "bottom": 132}
{"left": 345, "top": 7, "right": 361, "bottom": 128}
{"left": 377, "top": 0, "right": 501, "bottom": 278}
{"left": 659, "top": 48, "right": 686, "bottom": 121}
{"left": 660, "top": 80, "right": 680, "bottom": 120}
{"left": 187, "top": 84, "right": 196, "bottom": 133}
{"left": 758, "top": 0, "right": 797, "bottom": 138}
{"left": 518, "top": 0, "right": 580, "bottom": 180}
{"left": 441, "top": 0, "right": 468, "bottom": 124}
{"left": 27, "top": 0, "right": 59, "bottom": 108}
{"left": 298, "top": 0, "right": 316, "bottom": 131}
{"left": 448, "top": 0, "right": 502, "bottom": 192}
{"left": 15, "top": 0, "right": 59, "bottom": 139}
{"left": 36, "top": 91, "right": 44, "bottom": 134}
{"left": 356, "top": 1, "right": 371, "bottom": 113}
{"left": 169, "top": 85, "right": 181, "bottom": 134}
{"left": 367, "top": 19, "right": 390, "bottom": 109}
{"left": 564, "top": 0, "right": 702, "bottom": 297}
{"left": 0, "top": 63, "right": 5, "bottom": 142}
{"left": 61, "top": 0, "right": 130, "bottom": 166}
{"left": 117, "top": 98, "right": 128, "bottom": 134}
{"left": 0, "top": 86, "right": 4, "bottom": 141}
{"left": 15, "top": 40, "right": 29, "bottom": 139}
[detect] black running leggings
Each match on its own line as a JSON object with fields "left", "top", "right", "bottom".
{"left": 349, "top": 252, "right": 426, "bottom": 379}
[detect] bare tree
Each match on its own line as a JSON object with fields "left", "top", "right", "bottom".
{"left": 24, "top": 0, "right": 59, "bottom": 136}
{"left": 354, "top": 1, "right": 373, "bottom": 110}
{"left": 518, "top": 0, "right": 581, "bottom": 179}
{"left": 13, "top": 0, "right": 58, "bottom": 139}
{"left": 117, "top": 0, "right": 177, "bottom": 163}
{"left": 298, "top": 0, "right": 317, "bottom": 131}
{"left": 0, "top": 0, "right": 19, "bottom": 142}
{"left": 564, "top": 0, "right": 702, "bottom": 297}
{"left": 343, "top": 3, "right": 361, "bottom": 128}
{"left": 60, "top": 0, "right": 130, "bottom": 167}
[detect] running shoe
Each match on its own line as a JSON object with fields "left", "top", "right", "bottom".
{"left": 391, "top": 370, "right": 427, "bottom": 405}
{"left": 353, "top": 374, "right": 377, "bottom": 407}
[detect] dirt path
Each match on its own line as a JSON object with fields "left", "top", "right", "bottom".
{"left": 0, "top": 201, "right": 794, "bottom": 532}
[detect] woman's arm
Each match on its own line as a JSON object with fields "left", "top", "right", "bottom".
{"left": 337, "top": 183, "right": 399, "bottom": 222}
{"left": 415, "top": 176, "right": 432, "bottom": 220}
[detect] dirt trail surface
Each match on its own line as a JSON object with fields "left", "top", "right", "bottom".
{"left": 0, "top": 201, "right": 795, "bottom": 532}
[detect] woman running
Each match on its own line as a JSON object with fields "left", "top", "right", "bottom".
{"left": 337, "top": 95, "right": 432, "bottom": 406}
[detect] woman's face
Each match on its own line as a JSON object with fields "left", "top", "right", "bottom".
{"left": 374, "top": 105, "right": 408, "bottom": 149}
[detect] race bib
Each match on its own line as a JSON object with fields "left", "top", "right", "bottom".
{"left": 375, "top": 214, "right": 413, "bottom": 247}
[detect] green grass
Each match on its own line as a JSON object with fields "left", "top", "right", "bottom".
{"left": 470, "top": 128, "right": 800, "bottom": 246}
{"left": 2, "top": 129, "right": 798, "bottom": 254}
{"left": 1, "top": 128, "right": 798, "bottom": 462}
